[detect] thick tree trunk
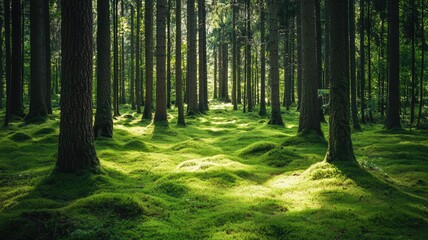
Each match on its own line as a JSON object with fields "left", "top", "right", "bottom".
{"left": 143, "top": 0, "right": 154, "bottom": 119}
{"left": 154, "top": 0, "right": 167, "bottom": 123}
{"left": 187, "top": 0, "right": 199, "bottom": 114}
{"left": 259, "top": 0, "right": 267, "bottom": 116}
{"left": 325, "top": 0, "right": 355, "bottom": 162}
{"left": 385, "top": 0, "right": 401, "bottom": 130}
{"left": 349, "top": 0, "right": 361, "bottom": 130}
{"left": 27, "top": 0, "right": 49, "bottom": 122}
{"left": 176, "top": 0, "right": 185, "bottom": 125}
{"left": 57, "top": 0, "right": 99, "bottom": 173}
{"left": 268, "top": 0, "right": 284, "bottom": 126}
{"left": 298, "top": 0, "right": 322, "bottom": 136}
{"left": 94, "top": 0, "right": 113, "bottom": 138}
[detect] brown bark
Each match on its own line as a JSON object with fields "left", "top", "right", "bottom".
{"left": 143, "top": 0, "right": 154, "bottom": 119}
{"left": 176, "top": 0, "right": 185, "bottom": 125}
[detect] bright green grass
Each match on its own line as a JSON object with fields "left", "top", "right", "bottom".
{"left": 0, "top": 103, "right": 427, "bottom": 239}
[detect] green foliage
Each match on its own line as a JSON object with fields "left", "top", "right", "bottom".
{"left": 0, "top": 104, "right": 428, "bottom": 239}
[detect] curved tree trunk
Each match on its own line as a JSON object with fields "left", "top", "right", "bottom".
{"left": 57, "top": 0, "right": 99, "bottom": 173}
{"left": 94, "top": 0, "right": 113, "bottom": 138}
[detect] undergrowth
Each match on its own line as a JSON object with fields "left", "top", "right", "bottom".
{"left": 0, "top": 104, "right": 427, "bottom": 239}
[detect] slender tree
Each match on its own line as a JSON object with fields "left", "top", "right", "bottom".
{"left": 10, "top": 0, "right": 24, "bottom": 118}
{"left": 113, "top": 0, "right": 120, "bottom": 116}
{"left": 57, "top": 0, "right": 99, "bottom": 173}
{"left": 4, "top": 0, "right": 11, "bottom": 126}
{"left": 232, "top": 0, "right": 238, "bottom": 110}
{"left": 94, "top": 0, "right": 113, "bottom": 138}
{"left": 187, "top": 0, "right": 199, "bottom": 114}
{"left": 268, "top": 0, "right": 284, "bottom": 126}
{"left": 410, "top": 0, "right": 416, "bottom": 128}
{"left": 245, "top": 0, "right": 252, "bottom": 112}
{"left": 296, "top": 4, "right": 302, "bottom": 111}
{"left": 385, "top": 0, "right": 401, "bottom": 130}
{"left": 418, "top": 0, "right": 425, "bottom": 126}
{"left": 0, "top": 16, "right": 3, "bottom": 110}
{"left": 26, "top": 0, "right": 49, "bottom": 122}
{"left": 167, "top": 0, "right": 172, "bottom": 109}
{"left": 154, "top": 0, "right": 168, "bottom": 123}
{"left": 298, "top": 0, "right": 322, "bottom": 136}
{"left": 136, "top": 0, "right": 142, "bottom": 113}
{"left": 325, "top": 0, "right": 355, "bottom": 162}
{"left": 359, "top": 0, "right": 366, "bottom": 124}
{"left": 176, "top": 0, "right": 185, "bottom": 125}
{"left": 349, "top": 0, "right": 361, "bottom": 130}
{"left": 130, "top": 5, "right": 135, "bottom": 109}
{"left": 143, "top": 0, "right": 154, "bottom": 119}
{"left": 120, "top": 0, "right": 126, "bottom": 104}
{"left": 259, "top": 0, "right": 267, "bottom": 116}
{"left": 45, "top": 1, "right": 52, "bottom": 115}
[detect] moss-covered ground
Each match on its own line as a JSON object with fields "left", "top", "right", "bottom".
{"left": 0, "top": 103, "right": 427, "bottom": 239}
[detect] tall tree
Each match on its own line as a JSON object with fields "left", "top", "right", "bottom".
{"left": 167, "top": 0, "right": 171, "bottom": 109}
{"left": 10, "top": 0, "right": 24, "bottom": 118}
{"left": 385, "top": 0, "right": 401, "bottom": 130}
{"left": 57, "top": 0, "right": 99, "bottom": 173}
{"left": 94, "top": 0, "right": 113, "bottom": 138}
{"left": 3, "top": 0, "right": 11, "bottom": 126}
{"left": 298, "top": 0, "right": 322, "bottom": 136}
{"left": 232, "top": 0, "right": 238, "bottom": 110}
{"left": 120, "top": 0, "right": 126, "bottom": 104}
{"left": 136, "top": 0, "right": 142, "bottom": 113}
{"left": 176, "top": 0, "right": 185, "bottom": 125}
{"left": 349, "top": 0, "right": 361, "bottom": 130}
{"left": 154, "top": 0, "right": 168, "bottom": 123}
{"left": 259, "top": 0, "right": 267, "bottom": 116}
{"left": 113, "top": 0, "right": 120, "bottom": 116}
{"left": 199, "top": 0, "right": 208, "bottom": 111}
{"left": 268, "top": 0, "right": 284, "bottom": 126}
{"left": 130, "top": 5, "right": 135, "bottom": 109}
{"left": 26, "top": 0, "right": 49, "bottom": 122}
{"left": 45, "top": 1, "right": 52, "bottom": 114}
{"left": 359, "top": 0, "right": 366, "bottom": 124}
{"left": 367, "top": 0, "right": 373, "bottom": 122}
{"left": 143, "top": 0, "right": 154, "bottom": 119}
{"left": 315, "top": 0, "right": 325, "bottom": 122}
{"left": 187, "top": 0, "right": 199, "bottom": 114}
{"left": 410, "top": 0, "right": 416, "bottom": 128}
{"left": 0, "top": 16, "right": 3, "bottom": 110}
{"left": 296, "top": 4, "right": 302, "bottom": 111}
{"left": 418, "top": 0, "right": 425, "bottom": 126}
{"left": 245, "top": 0, "right": 252, "bottom": 112}
{"left": 325, "top": 0, "right": 355, "bottom": 162}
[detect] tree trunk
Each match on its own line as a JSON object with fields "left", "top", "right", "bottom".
{"left": 154, "top": 0, "right": 167, "bottom": 123}
{"left": 94, "top": 0, "right": 113, "bottom": 138}
{"left": 176, "top": 0, "right": 185, "bottom": 125}
{"left": 214, "top": 46, "right": 218, "bottom": 99}
{"left": 0, "top": 17, "right": 3, "bottom": 109}
{"left": 167, "top": 0, "right": 172, "bottom": 109}
{"left": 4, "top": 0, "right": 11, "bottom": 126}
{"left": 325, "top": 0, "right": 355, "bottom": 162}
{"left": 136, "top": 0, "right": 142, "bottom": 113}
{"left": 410, "top": 0, "right": 416, "bottom": 128}
{"left": 198, "top": 0, "right": 206, "bottom": 112}
{"left": 315, "top": 0, "right": 325, "bottom": 122}
{"left": 385, "top": 0, "right": 401, "bottom": 130}
{"left": 45, "top": 1, "right": 52, "bottom": 114}
{"left": 367, "top": 0, "right": 373, "bottom": 122}
{"left": 113, "top": 0, "right": 120, "bottom": 116}
{"left": 232, "top": 0, "right": 238, "bottom": 110}
{"left": 268, "top": 0, "right": 284, "bottom": 126}
{"left": 10, "top": 0, "right": 24, "bottom": 118}
{"left": 143, "top": 0, "right": 154, "bottom": 119}
{"left": 259, "top": 0, "right": 267, "bottom": 116}
{"left": 57, "top": 0, "right": 99, "bottom": 173}
{"left": 246, "top": 0, "right": 252, "bottom": 112}
{"left": 237, "top": 41, "right": 242, "bottom": 104}
{"left": 359, "top": 0, "right": 366, "bottom": 124}
{"left": 298, "top": 0, "right": 322, "bottom": 136}
{"left": 187, "top": 0, "right": 199, "bottom": 114}
{"left": 349, "top": 0, "right": 361, "bottom": 130}
{"left": 120, "top": 0, "right": 126, "bottom": 104}
{"left": 417, "top": 0, "right": 425, "bottom": 126}
{"left": 296, "top": 4, "right": 302, "bottom": 111}
{"left": 130, "top": 5, "right": 135, "bottom": 109}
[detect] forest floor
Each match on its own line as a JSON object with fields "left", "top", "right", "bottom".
{"left": 0, "top": 103, "right": 428, "bottom": 239}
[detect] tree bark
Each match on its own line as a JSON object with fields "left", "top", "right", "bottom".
{"left": 349, "top": 0, "right": 361, "bottom": 130}
{"left": 167, "top": 0, "right": 172, "bottom": 109}
{"left": 385, "top": 0, "right": 401, "bottom": 130}
{"left": 57, "top": 0, "right": 99, "bottom": 173}
{"left": 10, "top": 0, "right": 24, "bottom": 118}
{"left": 325, "top": 0, "right": 355, "bottom": 162}
{"left": 246, "top": 0, "right": 252, "bottom": 112}
{"left": 176, "top": 0, "right": 185, "bottom": 125}
{"left": 4, "top": 0, "right": 11, "bottom": 126}
{"left": 136, "top": 0, "right": 142, "bottom": 113}
{"left": 296, "top": 4, "right": 302, "bottom": 111}
{"left": 232, "top": 0, "right": 238, "bottom": 110}
{"left": 94, "top": 0, "right": 113, "bottom": 138}
{"left": 298, "top": 0, "right": 322, "bottom": 136}
{"left": 268, "top": 0, "right": 284, "bottom": 126}
{"left": 259, "top": 0, "right": 267, "bottom": 116}
{"left": 359, "top": 0, "right": 366, "bottom": 124}
{"left": 130, "top": 5, "right": 135, "bottom": 109}
{"left": 187, "top": 0, "right": 199, "bottom": 114}
{"left": 143, "top": 0, "right": 154, "bottom": 119}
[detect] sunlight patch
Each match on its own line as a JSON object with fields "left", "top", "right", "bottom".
{"left": 177, "top": 155, "right": 245, "bottom": 172}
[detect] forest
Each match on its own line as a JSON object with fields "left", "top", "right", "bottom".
{"left": 0, "top": 0, "right": 427, "bottom": 239}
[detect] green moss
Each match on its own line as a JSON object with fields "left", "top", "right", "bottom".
{"left": 9, "top": 132, "right": 32, "bottom": 142}
{"left": 33, "top": 128, "right": 56, "bottom": 135}
{"left": 237, "top": 141, "right": 278, "bottom": 156}
{"left": 261, "top": 147, "right": 300, "bottom": 167}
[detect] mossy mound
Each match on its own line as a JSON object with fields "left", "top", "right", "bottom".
{"left": 302, "top": 162, "right": 346, "bottom": 180}
{"left": 33, "top": 128, "right": 56, "bottom": 135}
{"left": 261, "top": 147, "right": 301, "bottom": 167}
{"left": 237, "top": 141, "right": 278, "bottom": 156}
{"left": 282, "top": 132, "right": 327, "bottom": 146}
{"left": 123, "top": 140, "right": 149, "bottom": 151}
{"left": 155, "top": 181, "right": 188, "bottom": 198}
{"left": 9, "top": 132, "right": 32, "bottom": 142}
{"left": 177, "top": 155, "right": 244, "bottom": 172}
{"left": 72, "top": 193, "right": 145, "bottom": 219}
{"left": 171, "top": 140, "right": 220, "bottom": 155}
